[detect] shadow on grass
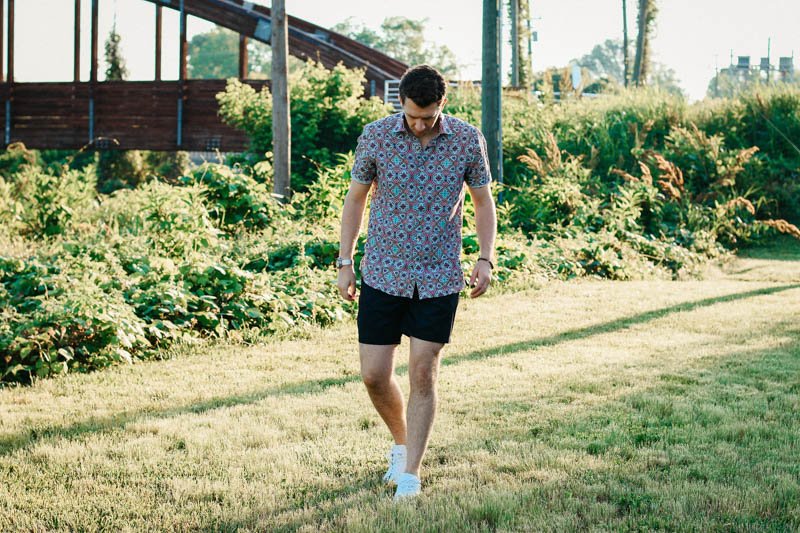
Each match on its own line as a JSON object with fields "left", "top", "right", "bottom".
{"left": 2, "top": 283, "right": 799, "bottom": 459}
{"left": 736, "top": 235, "right": 800, "bottom": 262}
{"left": 221, "top": 322, "right": 800, "bottom": 532}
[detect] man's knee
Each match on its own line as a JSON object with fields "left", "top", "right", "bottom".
{"left": 362, "top": 368, "right": 392, "bottom": 390}
{"left": 409, "top": 362, "right": 438, "bottom": 394}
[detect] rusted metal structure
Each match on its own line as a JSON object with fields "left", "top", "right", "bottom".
{"left": 0, "top": 0, "right": 408, "bottom": 151}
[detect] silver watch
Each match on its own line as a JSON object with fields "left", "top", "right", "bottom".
{"left": 335, "top": 257, "right": 354, "bottom": 269}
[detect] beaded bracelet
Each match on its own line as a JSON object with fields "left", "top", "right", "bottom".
{"left": 477, "top": 257, "right": 494, "bottom": 270}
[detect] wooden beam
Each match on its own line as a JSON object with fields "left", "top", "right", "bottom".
{"left": 90, "top": 0, "right": 98, "bottom": 83}
{"left": 239, "top": 34, "right": 248, "bottom": 79}
{"left": 8, "top": 0, "right": 14, "bottom": 83}
{"left": 0, "top": 0, "right": 5, "bottom": 83}
{"left": 179, "top": 1, "right": 187, "bottom": 81}
{"left": 155, "top": 4, "right": 162, "bottom": 81}
{"left": 178, "top": 0, "right": 186, "bottom": 147}
{"left": 74, "top": 0, "right": 81, "bottom": 82}
{"left": 271, "top": 0, "right": 291, "bottom": 199}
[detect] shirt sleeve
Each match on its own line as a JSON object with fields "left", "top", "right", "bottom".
{"left": 351, "top": 125, "right": 377, "bottom": 185}
{"left": 465, "top": 127, "right": 492, "bottom": 188}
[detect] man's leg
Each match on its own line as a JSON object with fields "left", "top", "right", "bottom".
{"left": 404, "top": 336, "right": 444, "bottom": 477}
{"left": 359, "top": 343, "right": 407, "bottom": 444}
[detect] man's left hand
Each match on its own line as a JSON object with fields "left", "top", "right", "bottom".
{"left": 468, "top": 260, "right": 492, "bottom": 298}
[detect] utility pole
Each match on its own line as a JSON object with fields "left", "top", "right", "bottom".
{"left": 272, "top": 0, "right": 291, "bottom": 200}
{"left": 622, "top": 0, "right": 629, "bottom": 87}
{"left": 632, "top": 0, "right": 647, "bottom": 85}
{"left": 767, "top": 37, "right": 771, "bottom": 83}
{"left": 511, "top": 0, "right": 519, "bottom": 87}
{"left": 482, "top": 0, "right": 503, "bottom": 191}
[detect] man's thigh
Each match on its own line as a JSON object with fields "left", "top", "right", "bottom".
{"left": 359, "top": 343, "right": 399, "bottom": 379}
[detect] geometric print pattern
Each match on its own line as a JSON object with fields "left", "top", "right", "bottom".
{"left": 351, "top": 112, "right": 492, "bottom": 299}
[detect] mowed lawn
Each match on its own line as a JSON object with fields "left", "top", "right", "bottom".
{"left": 1, "top": 241, "right": 799, "bottom": 532}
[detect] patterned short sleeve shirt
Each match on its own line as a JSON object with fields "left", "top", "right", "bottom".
{"left": 351, "top": 112, "right": 492, "bottom": 299}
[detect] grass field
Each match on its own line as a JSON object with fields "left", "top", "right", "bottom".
{"left": 1, "top": 238, "right": 799, "bottom": 532}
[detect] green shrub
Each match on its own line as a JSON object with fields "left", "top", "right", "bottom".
{"left": 179, "top": 163, "right": 278, "bottom": 230}
{"left": 217, "top": 61, "right": 393, "bottom": 190}
{"left": 691, "top": 86, "right": 800, "bottom": 222}
{"left": 95, "top": 180, "right": 223, "bottom": 259}
{"left": 0, "top": 254, "right": 150, "bottom": 383}
{"left": 96, "top": 150, "right": 147, "bottom": 194}
{"left": 7, "top": 165, "right": 98, "bottom": 237}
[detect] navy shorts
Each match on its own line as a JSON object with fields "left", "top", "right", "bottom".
{"left": 357, "top": 281, "right": 460, "bottom": 345}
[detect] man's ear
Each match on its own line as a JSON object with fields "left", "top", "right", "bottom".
{"left": 440, "top": 96, "right": 448, "bottom": 109}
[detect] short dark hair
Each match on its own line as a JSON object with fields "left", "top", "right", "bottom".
{"left": 398, "top": 65, "right": 447, "bottom": 107}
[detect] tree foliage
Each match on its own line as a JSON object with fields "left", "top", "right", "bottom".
{"left": 706, "top": 67, "right": 800, "bottom": 99}
{"left": 187, "top": 26, "right": 276, "bottom": 79}
{"left": 104, "top": 24, "right": 128, "bottom": 81}
{"left": 331, "top": 17, "right": 460, "bottom": 78}
{"left": 576, "top": 39, "right": 683, "bottom": 96}
{"left": 217, "top": 61, "right": 392, "bottom": 190}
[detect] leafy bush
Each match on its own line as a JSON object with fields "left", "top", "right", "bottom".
{"left": 3, "top": 69, "right": 800, "bottom": 385}
{"left": 500, "top": 133, "right": 598, "bottom": 236}
{"left": 0, "top": 254, "right": 150, "bottom": 383}
{"left": 217, "top": 61, "right": 393, "bottom": 190}
{"left": 96, "top": 180, "right": 223, "bottom": 259}
{"left": 4, "top": 165, "right": 97, "bottom": 237}
{"left": 690, "top": 86, "right": 800, "bottom": 222}
{"left": 179, "top": 163, "right": 278, "bottom": 230}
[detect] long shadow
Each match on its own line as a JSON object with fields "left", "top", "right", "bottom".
{"left": 2, "top": 283, "right": 798, "bottom": 458}
{"left": 437, "top": 283, "right": 800, "bottom": 369}
{"left": 216, "top": 321, "right": 800, "bottom": 532}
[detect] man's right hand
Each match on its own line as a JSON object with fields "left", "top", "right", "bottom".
{"left": 337, "top": 267, "right": 357, "bottom": 301}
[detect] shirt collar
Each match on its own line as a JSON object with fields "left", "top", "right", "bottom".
{"left": 392, "top": 112, "right": 454, "bottom": 136}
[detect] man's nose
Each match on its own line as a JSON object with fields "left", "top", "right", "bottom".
{"left": 414, "top": 121, "right": 425, "bottom": 131}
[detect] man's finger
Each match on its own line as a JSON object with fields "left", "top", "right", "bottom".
{"left": 470, "top": 272, "right": 491, "bottom": 298}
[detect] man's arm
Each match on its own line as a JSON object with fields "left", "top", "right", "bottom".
{"left": 337, "top": 180, "right": 372, "bottom": 301}
{"left": 467, "top": 183, "right": 497, "bottom": 298}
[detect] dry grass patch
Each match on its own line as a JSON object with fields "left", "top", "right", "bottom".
{"left": 1, "top": 244, "right": 799, "bottom": 531}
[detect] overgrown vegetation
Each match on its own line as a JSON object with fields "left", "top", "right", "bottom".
{"left": 216, "top": 61, "right": 392, "bottom": 190}
{"left": 1, "top": 62, "right": 800, "bottom": 384}
{"left": 2, "top": 252, "right": 798, "bottom": 530}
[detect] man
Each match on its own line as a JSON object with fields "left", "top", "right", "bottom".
{"left": 336, "top": 65, "right": 497, "bottom": 501}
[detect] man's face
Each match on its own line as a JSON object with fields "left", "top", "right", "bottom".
{"left": 401, "top": 97, "right": 447, "bottom": 138}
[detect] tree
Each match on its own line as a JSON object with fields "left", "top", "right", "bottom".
{"left": 97, "top": 25, "right": 145, "bottom": 193}
{"left": 705, "top": 67, "right": 799, "bottom": 99}
{"left": 99, "top": 26, "right": 189, "bottom": 191}
{"left": 188, "top": 26, "right": 274, "bottom": 79}
{"left": 575, "top": 38, "right": 683, "bottom": 96}
{"left": 332, "top": 17, "right": 461, "bottom": 78}
{"left": 104, "top": 23, "right": 129, "bottom": 81}
{"left": 632, "top": 0, "right": 657, "bottom": 85}
{"left": 577, "top": 39, "right": 626, "bottom": 84}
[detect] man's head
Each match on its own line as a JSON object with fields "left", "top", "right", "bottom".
{"left": 399, "top": 65, "right": 448, "bottom": 137}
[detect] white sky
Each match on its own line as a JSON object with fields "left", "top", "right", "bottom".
{"left": 9, "top": 0, "right": 799, "bottom": 101}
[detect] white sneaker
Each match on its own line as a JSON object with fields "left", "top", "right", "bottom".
{"left": 382, "top": 444, "right": 407, "bottom": 485}
{"left": 393, "top": 472, "right": 421, "bottom": 501}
